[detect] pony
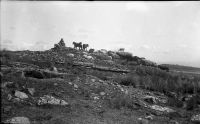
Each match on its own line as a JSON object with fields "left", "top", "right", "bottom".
{"left": 73, "top": 42, "right": 82, "bottom": 50}
{"left": 83, "top": 44, "right": 89, "bottom": 51}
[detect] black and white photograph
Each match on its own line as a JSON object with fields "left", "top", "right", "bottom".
{"left": 1, "top": 1, "right": 200, "bottom": 124}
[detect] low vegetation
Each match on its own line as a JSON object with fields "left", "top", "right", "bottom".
{"left": 1, "top": 44, "right": 200, "bottom": 124}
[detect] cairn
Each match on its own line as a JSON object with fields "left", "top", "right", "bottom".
{"left": 53, "top": 38, "right": 66, "bottom": 51}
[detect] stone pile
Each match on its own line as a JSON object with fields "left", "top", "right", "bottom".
{"left": 53, "top": 38, "right": 66, "bottom": 51}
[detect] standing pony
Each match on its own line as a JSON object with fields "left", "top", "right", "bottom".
{"left": 83, "top": 44, "right": 89, "bottom": 51}
{"left": 73, "top": 42, "right": 82, "bottom": 50}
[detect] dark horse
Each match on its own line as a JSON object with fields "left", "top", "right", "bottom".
{"left": 83, "top": 44, "right": 89, "bottom": 51}
{"left": 73, "top": 42, "right": 82, "bottom": 50}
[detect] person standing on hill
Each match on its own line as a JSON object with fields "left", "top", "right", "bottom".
{"left": 58, "top": 38, "right": 66, "bottom": 47}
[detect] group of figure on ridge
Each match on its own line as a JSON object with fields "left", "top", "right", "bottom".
{"left": 54, "top": 38, "right": 89, "bottom": 51}
{"left": 73, "top": 42, "right": 89, "bottom": 51}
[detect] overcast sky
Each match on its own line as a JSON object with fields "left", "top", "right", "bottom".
{"left": 1, "top": 1, "right": 200, "bottom": 67}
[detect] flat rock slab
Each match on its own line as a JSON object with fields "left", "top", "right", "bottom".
{"left": 38, "top": 95, "right": 68, "bottom": 106}
{"left": 150, "top": 105, "right": 175, "bottom": 113}
{"left": 191, "top": 114, "right": 200, "bottom": 122}
{"left": 5, "top": 117, "right": 30, "bottom": 124}
{"left": 15, "top": 91, "right": 28, "bottom": 99}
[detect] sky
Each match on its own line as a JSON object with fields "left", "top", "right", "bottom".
{"left": 1, "top": 1, "right": 200, "bottom": 67}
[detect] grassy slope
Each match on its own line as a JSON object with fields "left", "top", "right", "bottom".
{"left": 162, "top": 64, "right": 200, "bottom": 74}
{"left": 1, "top": 49, "right": 199, "bottom": 124}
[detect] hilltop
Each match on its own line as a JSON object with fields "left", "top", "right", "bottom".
{"left": 1, "top": 40, "right": 200, "bottom": 124}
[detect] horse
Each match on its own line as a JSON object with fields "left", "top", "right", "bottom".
{"left": 83, "top": 44, "right": 89, "bottom": 51}
{"left": 73, "top": 42, "right": 82, "bottom": 50}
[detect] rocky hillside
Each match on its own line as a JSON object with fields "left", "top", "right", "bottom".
{"left": 1, "top": 40, "right": 200, "bottom": 124}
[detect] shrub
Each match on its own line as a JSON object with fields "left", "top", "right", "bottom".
{"left": 167, "top": 97, "right": 183, "bottom": 108}
{"left": 86, "top": 70, "right": 111, "bottom": 81}
{"left": 180, "top": 95, "right": 200, "bottom": 110}
{"left": 94, "top": 52, "right": 112, "bottom": 60}
{"left": 0, "top": 49, "right": 14, "bottom": 64}
{"left": 88, "top": 49, "right": 95, "bottom": 53}
{"left": 116, "top": 51, "right": 133, "bottom": 61}
{"left": 118, "top": 48, "right": 125, "bottom": 52}
{"left": 127, "top": 61, "right": 138, "bottom": 66}
{"left": 107, "top": 93, "right": 138, "bottom": 110}
{"left": 114, "top": 74, "right": 140, "bottom": 88}
{"left": 135, "top": 65, "right": 200, "bottom": 95}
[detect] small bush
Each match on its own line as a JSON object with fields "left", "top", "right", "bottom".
{"left": 94, "top": 53, "right": 111, "bottom": 60}
{"left": 107, "top": 93, "right": 138, "bottom": 110}
{"left": 89, "top": 49, "right": 95, "bottom": 53}
{"left": 135, "top": 65, "right": 200, "bottom": 95}
{"left": 116, "top": 51, "right": 133, "bottom": 61}
{"left": 114, "top": 74, "right": 140, "bottom": 88}
{"left": 167, "top": 97, "right": 183, "bottom": 108}
{"left": 0, "top": 50, "right": 14, "bottom": 65}
{"left": 86, "top": 70, "right": 111, "bottom": 81}
{"left": 183, "top": 95, "right": 200, "bottom": 110}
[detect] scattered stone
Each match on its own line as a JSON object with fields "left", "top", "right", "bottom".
{"left": 91, "top": 79, "right": 96, "bottom": 82}
{"left": 120, "top": 87, "right": 124, "bottom": 92}
{"left": 137, "top": 118, "right": 149, "bottom": 124}
{"left": 191, "top": 114, "right": 200, "bottom": 122}
{"left": 82, "top": 51, "right": 88, "bottom": 54}
{"left": 50, "top": 66, "right": 58, "bottom": 72}
{"left": 99, "top": 80, "right": 104, "bottom": 83}
{"left": 83, "top": 54, "right": 93, "bottom": 59}
{"left": 12, "top": 98, "right": 21, "bottom": 103}
{"left": 124, "top": 90, "right": 128, "bottom": 95}
{"left": 1, "top": 81, "right": 14, "bottom": 88}
{"left": 150, "top": 105, "right": 175, "bottom": 113}
{"left": 67, "top": 53, "right": 74, "bottom": 57}
{"left": 74, "top": 84, "right": 78, "bottom": 89}
{"left": 108, "top": 51, "right": 120, "bottom": 59}
{"left": 7, "top": 94, "right": 12, "bottom": 101}
{"left": 27, "top": 88, "right": 35, "bottom": 95}
{"left": 60, "top": 100, "right": 69, "bottom": 105}
{"left": 108, "top": 56, "right": 112, "bottom": 60}
{"left": 100, "top": 92, "right": 105, "bottom": 96}
{"left": 99, "top": 49, "right": 107, "bottom": 54}
{"left": 167, "top": 92, "right": 178, "bottom": 98}
{"left": 68, "top": 82, "right": 72, "bottom": 85}
{"left": 104, "top": 60, "right": 114, "bottom": 64}
{"left": 94, "top": 96, "right": 99, "bottom": 100}
{"left": 90, "top": 93, "right": 99, "bottom": 100}
{"left": 0, "top": 72, "right": 3, "bottom": 78}
{"left": 5, "top": 117, "right": 30, "bottom": 124}
{"left": 169, "top": 120, "right": 179, "bottom": 124}
{"left": 3, "top": 106, "right": 12, "bottom": 114}
{"left": 11, "top": 70, "right": 25, "bottom": 78}
{"left": 181, "top": 94, "right": 193, "bottom": 101}
{"left": 116, "top": 51, "right": 132, "bottom": 59}
{"left": 14, "top": 91, "right": 28, "bottom": 99}
{"left": 94, "top": 52, "right": 112, "bottom": 60}
{"left": 89, "top": 49, "right": 95, "bottom": 53}
{"left": 143, "top": 96, "right": 157, "bottom": 104}
{"left": 145, "top": 115, "right": 153, "bottom": 120}
{"left": 38, "top": 95, "right": 68, "bottom": 106}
